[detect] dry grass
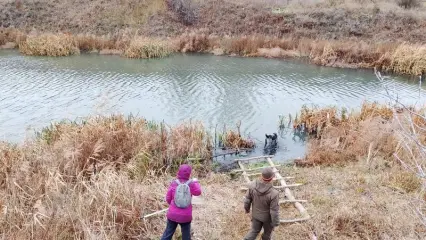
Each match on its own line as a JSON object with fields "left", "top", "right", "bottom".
{"left": 194, "top": 160, "right": 425, "bottom": 239}
{"left": 1, "top": 108, "right": 426, "bottom": 238}
{"left": 294, "top": 102, "right": 397, "bottom": 166}
{"left": 36, "top": 115, "right": 212, "bottom": 179}
{"left": 124, "top": 38, "right": 172, "bottom": 59}
{"left": 2, "top": 27, "right": 426, "bottom": 74}
{"left": 387, "top": 44, "right": 426, "bottom": 75}
{"left": 19, "top": 33, "right": 80, "bottom": 56}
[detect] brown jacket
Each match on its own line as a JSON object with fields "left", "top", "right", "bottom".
{"left": 244, "top": 179, "right": 280, "bottom": 227}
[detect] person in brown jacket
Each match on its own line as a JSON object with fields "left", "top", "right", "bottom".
{"left": 243, "top": 167, "right": 280, "bottom": 240}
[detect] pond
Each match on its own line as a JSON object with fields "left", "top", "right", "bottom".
{"left": 1, "top": 50, "right": 425, "bottom": 161}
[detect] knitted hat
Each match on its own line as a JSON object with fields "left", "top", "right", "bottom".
{"left": 261, "top": 167, "right": 274, "bottom": 182}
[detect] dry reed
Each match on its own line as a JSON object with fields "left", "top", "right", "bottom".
{"left": 1, "top": 109, "right": 426, "bottom": 238}
{"left": 294, "top": 102, "right": 397, "bottom": 166}
{"left": 124, "top": 38, "right": 172, "bottom": 59}
{"left": 19, "top": 34, "right": 80, "bottom": 56}
{"left": 36, "top": 115, "right": 212, "bottom": 180}
{"left": 2, "top": 27, "right": 426, "bottom": 75}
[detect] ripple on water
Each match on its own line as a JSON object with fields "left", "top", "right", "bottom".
{"left": 1, "top": 52, "right": 426, "bottom": 159}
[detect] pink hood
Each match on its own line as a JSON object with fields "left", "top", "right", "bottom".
{"left": 165, "top": 164, "right": 202, "bottom": 223}
{"left": 177, "top": 164, "right": 192, "bottom": 181}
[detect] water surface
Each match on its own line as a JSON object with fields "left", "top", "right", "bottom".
{"left": 1, "top": 51, "right": 425, "bottom": 160}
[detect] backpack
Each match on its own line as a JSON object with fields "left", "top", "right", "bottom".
{"left": 174, "top": 179, "right": 193, "bottom": 208}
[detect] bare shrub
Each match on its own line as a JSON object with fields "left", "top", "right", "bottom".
{"left": 176, "top": 31, "right": 210, "bottom": 52}
{"left": 396, "top": 0, "right": 420, "bottom": 8}
{"left": 166, "top": 0, "right": 197, "bottom": 25}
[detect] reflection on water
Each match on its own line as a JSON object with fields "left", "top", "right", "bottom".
{"left": 1, "top": 50, "right": 425, "bottom": 160}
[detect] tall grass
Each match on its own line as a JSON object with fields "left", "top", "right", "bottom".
{"left": 3, "top": 28, "right": 426, "bottom": 74}
{"left": 35, "top": 115, "right": 212, "bottom": 179}
{"left": 124, "top": 38, "right": 172, "bottom": 58}
{"left": 293, "top": 102, "right": 397, "bottom": 166}
{"left": 19, "top": 34, "right": 80, "bottom": 56}
{"left": 1, "top": 111, "right": 425, "bottom": 238}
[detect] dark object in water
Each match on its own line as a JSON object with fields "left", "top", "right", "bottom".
{"left": 264, "top": 133, "right": 278, "bottom": 155}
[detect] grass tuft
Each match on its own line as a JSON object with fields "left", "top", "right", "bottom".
{"left": 124, "top": 38, "right": 172, "bottom": 58}
{"left": 19, "top": 34, "right": 80, "bottom": 56}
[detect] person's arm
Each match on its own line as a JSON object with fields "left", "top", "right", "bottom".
{"left": 165, "top": 182, "right": 174, "bottom": 205}
{"left": 244, "top": 188, "right": 253, "bottom": 213}
{"left": 270, "top": 193, "right": 280, "bottom": 227}
{"left": 190, "top": 179, "right": 202, "bottom": 196}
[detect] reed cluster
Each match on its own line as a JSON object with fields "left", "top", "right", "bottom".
{"left": 124, "top": 38, "right": 172, "bottom": 59}
{"left": 19, "top": 34, "right": 80, "bottom": 56}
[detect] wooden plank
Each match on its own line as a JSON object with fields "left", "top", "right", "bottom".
{"left": 234, "top": 155, "right": 274, "bottom": 162}
{"left": 279, "top": 200, "right": 308, "bottom": 204}
{"left": 279, "top": 216, "right": 311, "bottom": 224}
{"left": 273, "top": 183, "right": 303, "bottom": 188}
{"left": 237, "top": 160, "right": 251, "bottom": 183}
{"left": 266, "top": 157, "right": 310, "bottom": 220}
{"left": 246, "top": 169, "right": 281, "bottom": 176}
{"left": 232, "top": 165, "right": 283, "bottom": 173}
{"left": 240, "top": 184, "right": 302, "bottom": 191}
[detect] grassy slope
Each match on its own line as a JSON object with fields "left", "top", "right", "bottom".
{"left": 1, "top": 0, "right": 426, "bottom": 42}
{"left": 2, "top": 0, "right": 426, "bottom": 74}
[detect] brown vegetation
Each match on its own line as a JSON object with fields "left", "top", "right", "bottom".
{"left": 1, "top": 0, "right": 426, "bottom": 73}
{"left": 1, "top": 105, "right": 426, "bottom": 238}
{"left": 2, "top": 27, "right": 425, "bottom": 74}
{"left": 123, "top": 38, "right": 172, "bottom": 59}
{"left": 294, "top": 102, "right": 397, "bottom": 166}
{"left": 19, "top": 33, "right": 80, "bottom": 56}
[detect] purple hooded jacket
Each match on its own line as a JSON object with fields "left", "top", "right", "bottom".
{"left": 166, "top": 164, "right": 202, "bottom": 223}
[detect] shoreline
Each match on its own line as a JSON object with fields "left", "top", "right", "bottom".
{"left": 1, "top": 28, "right": 426, "bottom": 77}
{"left": 1, "top": 105, "right": 425, "bottom": 239}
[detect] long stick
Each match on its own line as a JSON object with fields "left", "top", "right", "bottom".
{"left": 142, "top": 208, "right": 168, "bottom": 219}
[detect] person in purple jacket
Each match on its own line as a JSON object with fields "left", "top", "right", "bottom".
{"left": 161, "top": 164, "right": 202, "bottom": 240}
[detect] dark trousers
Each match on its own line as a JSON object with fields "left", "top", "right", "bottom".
{"left": 244, "top": 218, "right": 274, "bottom": 240}
{"left": 161, "top": 219, "right": 191, "bottom": 240}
